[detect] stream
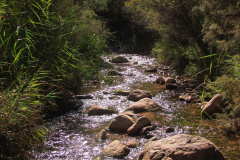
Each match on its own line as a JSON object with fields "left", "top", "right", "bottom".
{"left": 32, "top": 54, "right": 240, "bottom": 160}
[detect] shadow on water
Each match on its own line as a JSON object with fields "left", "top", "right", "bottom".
{"left": 31, "top": 54, "right": 240, "bottom": 160}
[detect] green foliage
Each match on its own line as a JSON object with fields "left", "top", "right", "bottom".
{"left": 0, "top": 73, "right": 47, "bottom": 158}
{"left": 0, "top": 0, "right": 109, "bottom": 158}
{"left": 205, "top": 55, "right": 240, "bottom": 133}
{"left": 125, "top": 0, "right": 213, "bottom": 76}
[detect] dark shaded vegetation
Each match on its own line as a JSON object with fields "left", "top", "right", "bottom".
{"left": 0, "top": 0, "right": 240, "bottom": 159}
{"left": 124, "top": 0, "right": 240, "bottom": 134}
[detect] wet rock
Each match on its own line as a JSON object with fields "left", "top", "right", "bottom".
{"left": 176, "top": 76, "right": 181, "bottom": 80}
{"left": 87, "top": 105, "right": 116, "bottom": 116}
{"left": 127, "top": 116, "right": 151, "bottom": 136}
{"left": 72, "top": 94, "right": 93, "bottom": 99}
{"left": 103, "top": 140, "right": 130, "bottom": 159}
{"left": 90, "top": 105, "right": 113, "bottom": 114}
{"left": 179, "top": 95, "right": 192, "bottom": 103}
{"left": 125, "top": 98, "right": 158, "bottom": 113}
{"left": 108, "top": 114, "right": 134, "bottom": 133}
{"left": 98, "top": 129, "right": 107, "bottom": 140}
{"left": 126, "top": 139, "right": 140, "bottom": 148}
{"left": 127, "top": 89, "right": 152, "bottom": 101}
{"left": 109, "top": 95, "right": 120, "bottom": 100}
{"left": 103, "top": 91, "right": 110, "bottom": 95}
{"left": 202, "top": 94, "right": 224, "bottom": 116}
{"left": 110, "top": 56, "right": 129, "bottom": 63}
{"left": 148, "top": 136, "right": 159, "bottom": 141}
{"left": 161, "top": 67, "right": 169, "bottom": 71}
{"left": 156, "top": 77, "right": 165, "bottom": 85}
{"left": 145, "top": 66, "right": 158, "bottom": 72}
{"left": 140, "top": 125, "right": 156, "bottom": 136}
{"left": 166, "top": 83, "right": 177, "bottom": 90}
{"left": 107, "top": 70, "right": 122, "bottom": 76}
{"left": 96, "top": 95, "right": 104, "bottom": 99}
{"left": 121, "top": 111, "right": 139, "bottom": 118}
{"left": 144, "top": 133, "right": 154, "bottom": 139}
{"left": 115, "top": 90, "right": 131, "bottom": 96}
{"left": 165, "top": 77, "right": 176, "bottom": 84}
{"left": 165, "top": 127, "right": 174, "bottom": 133}
{"left": 138, "top": 134, "right": 225, "bottom": 160}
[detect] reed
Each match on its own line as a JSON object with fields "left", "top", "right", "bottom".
{"left": 0, "top": 0, "right": 109, "bottom": 158}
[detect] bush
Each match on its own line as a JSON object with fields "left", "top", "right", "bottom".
{"left": 0, "top": 0, "right": 109, "bottom": 158}
{"left": 205, "top": 55, "right": 240, "bottom": 133}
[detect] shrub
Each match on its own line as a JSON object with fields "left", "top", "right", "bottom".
{"left": 0, "top": 0, "right": 109, "bottom": 158}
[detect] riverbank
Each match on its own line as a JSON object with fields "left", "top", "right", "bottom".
{"left": 31, "top": 53, "right": 240, "bottom": 159}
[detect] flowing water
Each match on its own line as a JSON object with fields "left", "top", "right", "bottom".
{"left": 32, "top": 54, "right": 240, "bottom": 160}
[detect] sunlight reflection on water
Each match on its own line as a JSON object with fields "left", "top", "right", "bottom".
{"left": 31, "top": 54, "right": 240, "bottom": 160}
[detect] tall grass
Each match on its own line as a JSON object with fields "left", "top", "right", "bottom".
{"left": 0, "top": 0, "right": 109, "bottom": 158}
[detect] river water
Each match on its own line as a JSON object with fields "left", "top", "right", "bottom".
{"left": 32, "top": 54, "right": 240, "bottom": 160}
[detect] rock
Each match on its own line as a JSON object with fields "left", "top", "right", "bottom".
{"left": 87, "top": 105, "right": 116, "bottom": 116}
{"left": 125, "top": 98, "right": 158, "bottom": 113}
{"left": 108, "top": 114, "right": 134, "bottom": 133}
{"left": 110, "top": 56, "right": 129, "bottom": 63}
{"left": 127, "top": 116, "right": 151, "bottom": 136}
{"left": 126, "top": 139, "right": 140, "bottom": 148}
{"left": 140, "top": 125, "right": 156, "bottom": 136}
{"left": 148, "top": 137, "right": 159, "bottom": 142}
{"left": 107, "top": 70, "right": 122, "bottom": 76}
{"left": 165, "top": 127, "right": 174, "bottom": 133}
{"left": 72, "top": 94, "right": 93, "bottom": 99}
{"left": 144, "top": 133, "right": 154, "bottom": 139}
{"left": 165, "top": 77, "right": 176, "bottom": 84}
{"left": 179, "top": 95, "right": 188, "bottom": 101}
{"left": 98, "top": 129, "right": 107, "bottom": 140}
{"left": 127, "top": 89, "right": 152, "bottom": 101}
{"left": 156, "top": 77, "right": 165, "bottom": 84}
{"left": 185, "top": 96, "right": 193, "bottom": 103}
{"left": 109, "top": 95, "right": 120, "bottom": 100}
{"left": 115, "top": 90, "right": 131, "bottom": 96}
{"left": 179, "top": 95, "right": 192, "bottom": 103}
{"left": 145, "top": 66, "right": 158, "bottom": 72}
{"left": 103, "top": 140, "right": 130, "bottom": 159}
{"left": 103, "top": 91, "right": 110, "bottom": 94}
{"left": 138, "top": 134, "right": 225, "bottom": 160}
{"left": 132, "top": 61, "right": 138, "bottom": 65}
{"left": 122, "top": 111, "right": 139, "bottom": 118}
{"left": 166, "top": 83, "right": 178, "bottom": 90}
{"left": 202, "top": 94, "right": 224, "bottom": 116}
{"left": 176, "top": 76, "right": 181, "bottom": 80}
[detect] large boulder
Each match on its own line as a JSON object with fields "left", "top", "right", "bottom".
{"left": 165, "top": 77, "right": 176, "bottom": 84}
{"left": 156, "top": 77, "right": 165, "bottom": 84}
{"left": 202, "top": 94, "right": 224, "bottom": 116}
{"left": 108, "top": 114, "right": 134, "bottom": 133}
{"left": 110, "top": 56, "right": 129, "bottom": 63}
{"left": 125, "top": 98, "right": 158, "bottom": 113}
{"left": 127, "top": 116, "right": 151, "bottom": 136}
{"left": 103, "top": 140, "right": 130, "bottom": 158}
{"left": 138, "top": 134, "right": 225, "bottom": 160}
{"left": 87, "top": 105, "right": 116, "bottom": 116}
{"left": 127, "top": 89, "right": 152, "bottom": 101}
